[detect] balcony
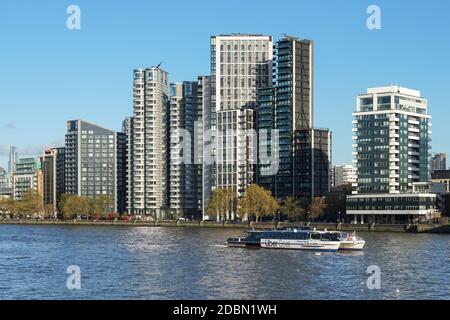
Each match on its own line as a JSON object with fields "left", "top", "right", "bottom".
{"left": 389, "top": 148, "right": 400, "bottom": 154}
{"left": 408, "top": 119, "right": 420, "bottom": 125}
{"left": 389, "top": 139, "right": 399, "bottom": 146}
{"left": 390, "top": 173, "right": 400, "bottom": 178}
{"left": 389, "top": 130, "right": 399, "bottom": 137}
{"left": 389, "top": 125, "right": 400, "bottom": 130}
{"left": 408, "top": 135, "right": 420, "bottom": 141}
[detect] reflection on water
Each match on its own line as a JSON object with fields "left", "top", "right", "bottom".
{"left": 0, "top": 225, "right": 448, "bottom": 300}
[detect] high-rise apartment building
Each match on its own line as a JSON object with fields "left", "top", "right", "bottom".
{"left": 65, "top": 120, "right": 125, "bottom": 213}
{"left": 347, "top": 86, "right": 436, "bottom": 223}
{"left": 12, "top": 157, "right": 40, "bottom": 201}
{"left": 294, "top": 128, "right": 332, "bottom": 198}
{"left": 122, "top": 117, "right": 134, "bottom": 214}
{"left": 129, "top": 67, "right": 169, "bottom": 217}
{"left": 430, "top": 153, "right": 447, "bottom": 173}
{"left": 258, "top": 36, "right": 331, "bottom": 199}
{"left": 116, "top": 132, "right": 127, "bottom": 214}
{"left": 40, "top": 148, "right": 65, "bottom": 214}
{"left": 333, "top": 164, "right": 357, "bottom": 188}
{"left": 211, "top": 34, "right": 273, "bottom": 197}
{"left": 0, "top": 167, "right": 6, "bottom": 178}
{"left": 0, "top": 166, "right": 12, "bottom": 197}
{"left": 168, "top": 82, "right": 203, "bottom": 218}
{"left": 352, "top": 86, "right": 431, "bottom": 194}
{"left": 8, "top": 146, "right": 17, "bottom": 176}
{"left": 198, "top": 76, "right": 213, "bottom": 219}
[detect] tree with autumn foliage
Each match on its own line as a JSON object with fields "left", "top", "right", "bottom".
{"left": 206, "top": 188, "right": 237, "bottom": 221}
{"left": 279, "top": 197, "right": 307, "bottom": 222}
{"left": 238, "top": 184, "right": 278, "bottom": 223}
{"left": 308, "top": 197, "right": 327, "bottom": 222}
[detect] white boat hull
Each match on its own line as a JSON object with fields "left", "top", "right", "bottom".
{"left": 261, "top": 239, "right": 340, "bottom": 252}
{"left": 339, "top": 240, "right": 365, "bottom": 251}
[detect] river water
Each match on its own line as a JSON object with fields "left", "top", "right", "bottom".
{"left": 0, "top": 225, "right": 448, "bottom": 300}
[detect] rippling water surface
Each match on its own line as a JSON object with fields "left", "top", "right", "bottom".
{"left": 0, "top": 225, "right": 448, "bottom": 300}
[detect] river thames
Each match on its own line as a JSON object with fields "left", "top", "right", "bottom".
{"left": 0, "top": 225, "right": 448, "bottom": 300}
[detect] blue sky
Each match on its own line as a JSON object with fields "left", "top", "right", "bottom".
{"left": 0, "top": 0, "right": 449, "bottom": 168}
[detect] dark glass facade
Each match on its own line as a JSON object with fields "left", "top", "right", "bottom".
{"left": 257, "top": 37, "right": 331, "bottom": 200}
{"left": 41, "top": 148, "right": 65, "bottom": 213}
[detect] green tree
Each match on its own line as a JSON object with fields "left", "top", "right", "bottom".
{"left": 61, "top": 195, "right": 89, "bottom": 220}
{"left": 205, "top": 191, "right": 220, "bottom": 220}
{"left": 238, "top": 184, "right": 279, "bottom": 223}
{"left": 20, "top": 190, "right": 44, "bottom": 218}
{"left": 308, "top": 197, "right": 327, "bottom": 222}
{"left": 90, "top": 195, "right": 113, "bottom": 219}
{"left": 279, "top": 197, "right": 306, "bottom": 222}
{"left": 2, "top": 198, "right": 20, "bottom": 218}
{"left": 61, "top": 195, "right": 76, "bottom": 219}
{"left": 0, "top": 198, "right": 15, "bottom": 218}
{"left": 43, "top": 204, "right": 55, "bottom": 219}
{"left": 206, "top": 188, "right": 237, "bottom": 221}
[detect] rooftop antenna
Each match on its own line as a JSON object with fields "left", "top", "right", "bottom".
{"left": 156, "top": 62, "right": 163, "bottom": 69}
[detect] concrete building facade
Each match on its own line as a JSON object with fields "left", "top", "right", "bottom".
{"left": 65, "top": 120, "right": 124, "bottom": 213}
{"left": 347, "top": 86, "right": 435, "bottom": 223}
{"left": 128, "top": 67, "right": 169, "bottom": 217}
{"left": 12, "top": 158, "right": 40, "bottom": 201}
{"left": 168, "top": 81, "right": 204, "bottom": 219}
{"left": 430, "top": 153, "right": 447, "bottom": 173}
{"left": 8, "top": 146, "right": 17, "bottom": 176}
{"left": 333, "top": 164, "right": 357, "bottom": 188}
{"left": 211, "top": 34, "right": 273, "bottom": 198}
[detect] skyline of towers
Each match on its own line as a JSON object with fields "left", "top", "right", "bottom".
{"left": 1, "top": 33, "right": 443, "bottom": 221}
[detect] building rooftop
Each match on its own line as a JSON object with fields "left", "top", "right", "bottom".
{"left": 366, "top": 85, "right": 421, "bottom": 98}
{"left": 212, "top": 34, "right": 272, "bottom": 40}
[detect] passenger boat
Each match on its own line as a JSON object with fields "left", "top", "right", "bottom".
{"left": 226, "top": 228, "right": 365, "bottom": 252}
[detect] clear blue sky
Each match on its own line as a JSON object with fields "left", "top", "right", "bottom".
{"left": 1, "top": 0, "right": 449, "bottom": 169}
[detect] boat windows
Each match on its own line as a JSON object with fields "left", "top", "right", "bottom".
{"left": 321, "top": 233, "right": 340, "bottom": 241}
{"left": 310, "top": 233, "right": 321, "bottom": 240}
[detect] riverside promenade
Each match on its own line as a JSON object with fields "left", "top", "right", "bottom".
{"left": 0, "top": 219, "right": 449, "bottom": 234}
